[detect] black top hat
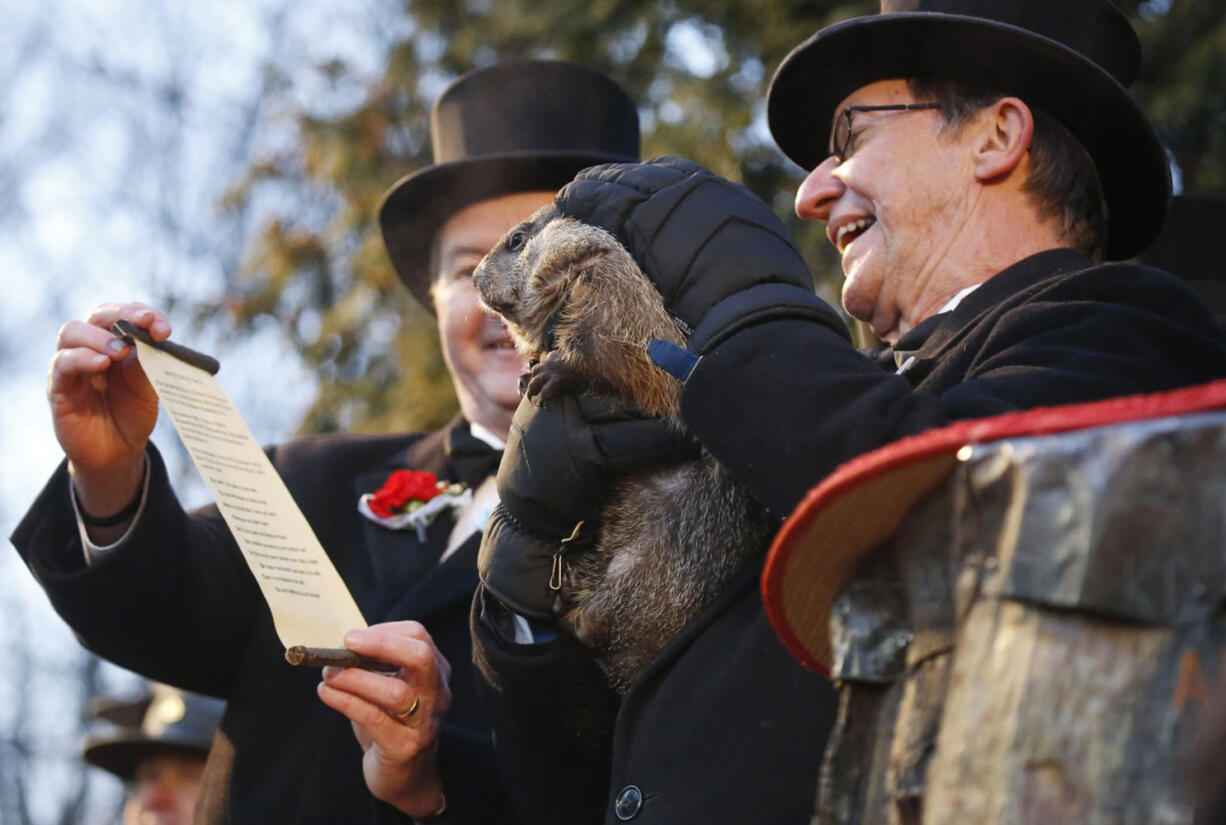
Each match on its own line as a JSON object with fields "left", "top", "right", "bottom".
{"left": 379, "top": 60, "right": 640, "bottom": 311}
{"left": 82, "top": 684, "right": 224, "bottom": 781}
{"left": 767, "top": 0, "right": 1170, "bottom": 260}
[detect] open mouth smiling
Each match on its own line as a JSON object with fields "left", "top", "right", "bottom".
{"left": 835, "top": 217, "right": 876, "bottom": 254}
{"left": 478, "top": 317, "right": 517, "bottom": 351}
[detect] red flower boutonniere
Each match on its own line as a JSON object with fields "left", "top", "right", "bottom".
{"left": 358, "top": 470, "right": 472, "bottom": 541}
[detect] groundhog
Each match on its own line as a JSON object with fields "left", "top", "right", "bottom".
{"left": 474, "top": 205, "right": 776, "bottom": 693}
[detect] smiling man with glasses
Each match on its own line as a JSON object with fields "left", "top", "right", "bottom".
{"left": 792, "top": 67, "right": 1122, "bottom": 344}
{"left": 527, "top": 0, "right": 1226, "bottom": 515}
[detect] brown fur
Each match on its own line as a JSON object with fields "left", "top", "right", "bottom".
{"left": 474, "top": 206, "right": 775, "bottom": 694}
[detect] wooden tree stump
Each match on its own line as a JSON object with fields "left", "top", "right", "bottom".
{"left": 819, "top": 410, "right": 1226, "bottom": 825}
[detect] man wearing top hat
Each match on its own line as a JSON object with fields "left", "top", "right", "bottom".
{"left": 83, "top": 683, "right": 225, "bottom": 825}
{"left": 12, "top": 60, "right": 646, "bottom": 824}
{"left": 471, "top": 1, "right": 1226, "bottom": 822}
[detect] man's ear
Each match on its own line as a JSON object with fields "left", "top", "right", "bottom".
{"left": 972, "top": 96, "right": 1033, "bottom": 182}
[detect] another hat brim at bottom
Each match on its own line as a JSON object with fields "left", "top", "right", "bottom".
{"left": 767, "top": 13, "right": 1170, "bottom": 260}
{"left": 762, "top": 378, "right": 1226, "bottom": 676}
{"left": 82, "top": 735, "right": 210, "bottom": 782}
{"left": 379, "top": 151, "right": 638, "bottom": 312}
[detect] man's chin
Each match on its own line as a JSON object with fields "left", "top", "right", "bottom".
{"left": 478, "top": 357, "right": 528, "bottom": 387}
{"left": 841, "top": 294, "right": 899, "bottom": 345}
{"left": 840, "top": 282, "right": 874, "bottom": 329}
{"left": 487, "top": 378, "right": 528, "bottom": 410}
{"left": 495, "top": 393, "right": 524, "bottom": 414}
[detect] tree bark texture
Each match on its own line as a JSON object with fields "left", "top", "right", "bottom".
{"left": 818, "top": 411, "right": 1226, "bottom": 825}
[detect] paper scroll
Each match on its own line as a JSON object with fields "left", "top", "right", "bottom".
{"left": 116, "top": 322, "right": 367, "bottom": 650}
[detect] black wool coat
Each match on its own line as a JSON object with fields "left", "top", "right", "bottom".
{"left": 11, "top": 419, "right": 519, "bottom": 825}
{"left": 472, "top": 564, "right": 839, "bottom": 825}
{"left": 470, "top": 249, "right": 1226, "bottom": 825}
{"left": 683, "top": 249, "right": 1226, "bottom": 517}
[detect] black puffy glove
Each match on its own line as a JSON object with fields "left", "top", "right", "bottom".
{"left": 556, "top": 156, "right": 850, "bottom": 359}
{"left": 478, "top": 392, "right": 700, "bottom": 621}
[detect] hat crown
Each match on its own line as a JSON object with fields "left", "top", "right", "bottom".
{"left": 879, "top": 0, "right": 1139, "bottom": 86}
{"left": 379, "top": 60, "right": 640, "bottom": 310}
{"left": 138, "top": 685, "right": 224, "bottom": 748}
{"left": 431, "top": 59, "right": 640, "bottom": 165}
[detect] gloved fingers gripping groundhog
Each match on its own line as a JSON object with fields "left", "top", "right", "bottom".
{"left": 474, "top": 205, "right": 776, "bottom": 694}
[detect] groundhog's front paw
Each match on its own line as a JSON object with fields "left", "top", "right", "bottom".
{"left": 524, "top": 354, "right": 587, "bottom": 403}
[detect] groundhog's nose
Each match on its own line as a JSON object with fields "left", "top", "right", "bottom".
{"left": 472, "top": 271, "right": 491, "bottom": 296}
{"left": 475, "top": 284, "right": 510, "bottom": 316}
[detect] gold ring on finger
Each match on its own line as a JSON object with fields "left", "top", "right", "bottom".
{"left": 396, "top": 696, "right": 420, "bottom": 723}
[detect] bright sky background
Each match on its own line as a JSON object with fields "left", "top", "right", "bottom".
{"left": 0, "top": 1, "right": 399, "bottom": 820}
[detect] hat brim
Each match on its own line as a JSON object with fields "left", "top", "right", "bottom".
{"left": 762, "top": 378, "right": 1226, "bottom": 676}
{"left": 767, "top": 13, "right": 1170, "bottom": 260}
{"left": 378, "top": 150, "right": 637, "bottom": 312}
{"left": 82, "top": 734, "right": 209, "bottom": 781}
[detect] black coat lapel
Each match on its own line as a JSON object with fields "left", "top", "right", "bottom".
{"left": 882, "top": 248, "right": 1094, "bottom": 383}
{"left": 921, "top": 249, "right": 1092, "bottom": 356}
{"left": 352, "top": 416, "right": 501, "bottom": 623}
{"left": 350, "top": 438, "right": 453, "bottom": 617}
{"left": 391, "top": 532, "right": 484, "bottom": 622}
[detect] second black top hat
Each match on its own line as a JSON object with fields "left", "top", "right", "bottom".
{"left": 379, "top": 60, "right": 640, "bottom": 311}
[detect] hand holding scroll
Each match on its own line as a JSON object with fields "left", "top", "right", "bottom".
{"left": 316, "top": 621, "right": 452, "bottom": 818}
{"left": 48, "top": 302, "right": 169, "bottom": 536}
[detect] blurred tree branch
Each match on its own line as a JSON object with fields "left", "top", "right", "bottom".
{"left": 213, "top": 0, "right": 878, "bottom": 437}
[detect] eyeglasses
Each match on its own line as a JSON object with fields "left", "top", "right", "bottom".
{"left": 829, "top": 103, "right": 943, "bottom": 161}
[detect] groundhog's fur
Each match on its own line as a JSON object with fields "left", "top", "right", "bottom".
{"left": 474, "top": 205, "right": 775, "bottom": 693}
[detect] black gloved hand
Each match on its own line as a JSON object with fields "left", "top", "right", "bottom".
{"left": 478, "top": 393, "right": 700, "bottom": 621}
{"left": 556, "top": 156, "right": 849, "bottom": 358}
